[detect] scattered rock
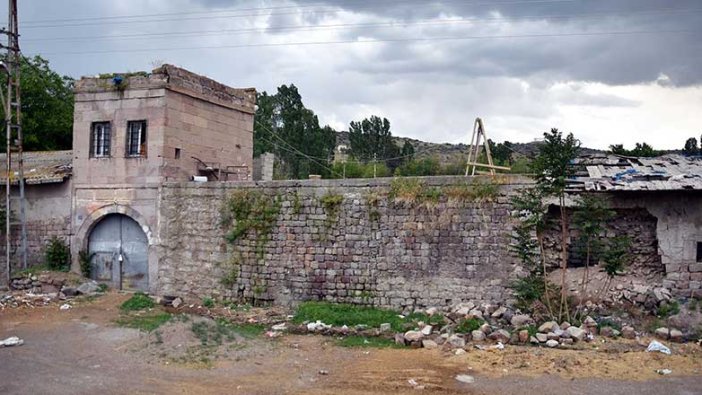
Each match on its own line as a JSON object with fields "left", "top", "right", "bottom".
{"left": 471, "top": 330, "right": 486, "bottom": 342}
{"left": 425, "top": 307, "right": 438, "bottom": 316}
{"left": 536, "top": 333, "right": 548, "bottom": 343}
{"left": 421, "top": 325, "right": 433, "bottom": 336}
{"left": 307, "top": 321, "right": 331, "bottom": 332}
{"left": 422, "top": 339, "right": 438, "bottom": 349}
{"left": 518, "top": 330, "right": 529, "bottom": 343}
{"left": 582, "top": 316, "right": 598, "bottom": 328}
{"left": 379, "top": 323, "right": 392, "bottom": 333}
{"left": 453, "top": 302, "right": 475, "bottom": 316}
{"left": 404, "top": 330, "right": 423, "bottom": 343}
{"left": 479, "top": 323, "right": 492, "bottom": 334}
{"left": 318, "top": 369, "right": 329, "bottom": 375}
{"left": 530, "top": 336, "right": 540, "bottom": 344}
{"left": 468, "top": 309, "right": 483, "bottom": 319}
{"left": 510, "top": 314, "right": 534, "bottom": 328}
{"left": 488, "top": 329, "right": 510, "bottom": 343}
{"left": 599, "top": 326, "right": 614, "bottom": 338}
{"left": 454, "top": 348, "right": 466, "bottom": 355}
{"left": 271, "top": 323, "right": 286, "bottom": 331}
{"left": 653, "top": 288, "right": 671, "bottom": 302}
{"left": 394, "top": 333, "right": 406, "bottom": 346}
{"left": 61, "top": 287, "right": 78, "bottom": 297}
{"left": 545, "top": 339, "right": 559, "bottom": 348}
{"left": 669, "top": 329, "right": 684, "bottom": 343}
{"left": 566, "top": 326, "right": 586, "bottom": 342}
{"left": 76, "top": 281, "right": 99, "bottom": 295}
{"left": 561, "top": 338, "right": 574, "bottom": 345}
{"left": 447, "top": 334, "right": 466, "bottom": 348}
{"left": 172, "top": 297, "right": 183, "bottom": 308}
{"left": 538, "top": 321, "right": 558, "bottom": 333}
{"left": 622, "top": 326, "right": 636, "bottom": 339}
{"left": 59, "top": 303, "right": 72, "bottom": 310}
{"left": 491, "top": 306, "right": 507, "bottom": 318}
{"left": 560, "top": 322, "right": 571, "bottom": 330}
{"left": 655, "top": 327, "right": 670, "bottom": 340}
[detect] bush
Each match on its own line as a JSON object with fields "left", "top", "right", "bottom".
{"left": 457, "top": 317, "right": 484, "bottom": 333}
{"left": 202, "top": 297, "right": 215, "bottom": 308}
{"left": 45, "top": 237, "right": 70, "bottom": 271}
{"left": 78, "top": 250, "right": 94, "bottom": 278}
{"left": 120, "top": 292, "right": 155, "bottom": 311}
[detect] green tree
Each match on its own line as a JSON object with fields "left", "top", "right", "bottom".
{"left": 489, "top": 139, "right": 513, "bottom": 165}
{"left": 608, "top": 142, "right": 659, "bottom": 157}
{"left": 532, "top": 128, "right": 580, "bottom": 320}
{"left": 253, "top": 85, "right": 336, "bottom": 179}
{"left": 348, "top": 115, "right": 401, "bottom": 169}
{"left": 572, "top": 194, "right": 614, "bottom": 310}
{"left": 683, "top": 137, "right": 699, "bottom": 156}
{"left": 1, "top": 56, "right": 74, "bottom": 151}
{"left": 400, "top": 140, "right": 415, "bottom": 163}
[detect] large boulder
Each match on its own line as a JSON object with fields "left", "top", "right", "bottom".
{"left": 566, "top": 326, "right": 586, "bottom": 342}
{"left": 488, "top": 329, "right": 510, "bottom": 343}
{"left": 538, "top": 321, "right": 559, "bottom": 333}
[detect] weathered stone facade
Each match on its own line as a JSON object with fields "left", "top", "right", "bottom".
{"left": 157, "top": 176, "right": 530, "bottom": 310}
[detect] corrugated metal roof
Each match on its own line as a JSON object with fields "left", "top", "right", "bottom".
{"left": 568, "top": 154, "right": 702, "bottom": 192}
{"left": 0, "top": 150, "right": 72, "bottom": 185}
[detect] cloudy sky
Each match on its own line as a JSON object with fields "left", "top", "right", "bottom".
{"left": 7, "top": 0, "right": 702, "bottom": 149}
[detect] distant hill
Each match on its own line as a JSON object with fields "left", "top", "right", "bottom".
{"left": 335, "top": 131, "right": 604, "bottom": 165}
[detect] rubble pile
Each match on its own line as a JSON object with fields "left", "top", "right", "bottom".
{"left": 1, "top": 272, "right": 102, "bottom": 310}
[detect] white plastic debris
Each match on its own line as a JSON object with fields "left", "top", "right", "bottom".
{"left": 656, "top": 369, "right": 672, "bottom": 375}
{"left": 59, "top": 303, "right": 72, "bottom": 310}
{"left": 455, "top": 374, "right": 475, "bottom": 384}
{"left": 0, "top": 336, "right": 24, "bottom": 347}
{"left": 492, "top": 341, "right": 505, "bottom": 350}
{"left": 646, "top": 340, "right": 671, "bottom": 355}
{"left": 271, "top": 323, "right": 286, "bottom": 331}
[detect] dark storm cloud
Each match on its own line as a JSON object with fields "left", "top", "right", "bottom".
{"left": 193, "top": 0, "right": 702, "bottom": 86}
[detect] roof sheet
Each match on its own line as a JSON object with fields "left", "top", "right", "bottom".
{"left": 568, "top": 154, "right": 702, "bottom": 192}
{"left": 0, "top": 150, "right": 72, "bottom": 185}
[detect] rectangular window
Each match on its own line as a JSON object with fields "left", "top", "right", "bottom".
{"left": 697, "top": 242, "right": 702, "bottom": 262}
{"left": 90, "top": 122, "right": 111, "bottom": 158}
{"left": 174, "top": 148, "right": 181, "bottom": 159}
{"left": 126, "top": 120, "right": 147, "bottom": 157}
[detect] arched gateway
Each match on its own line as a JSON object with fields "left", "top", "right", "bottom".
{"left": 88, "top": 214, "right": 149, "bottom": 291}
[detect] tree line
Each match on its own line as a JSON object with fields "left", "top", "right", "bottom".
{"left": 13, "top": 56, "right": 702, "bottom": 178}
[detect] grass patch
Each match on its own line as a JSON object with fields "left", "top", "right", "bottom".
{"left": 116, "top": 312, "right": 171, "bottom": 332}
{"left": 456, "top": 317, "right": 484, "bottom": 333}
{"left": 337, "top": 336, "right": 402, "bottom": 348}
{"left": 191, "top": 319, "right": 264, "bottom": 346}
{"left": 293, "top": 301, "right": 444, "bottom": 331}
{"left": 658, "top": 301, "right": 680, "bottom": 318}
{"left": 202, "top": 297, "right": 215, "bottom": 308}
{"left": 120, "top": 292, "right": 155, "bottom": 311}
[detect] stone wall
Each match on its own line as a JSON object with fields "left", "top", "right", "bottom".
{"left": 157, "top": 176, "right": 531, "bottom": 310}
{"left": 0, "top": 181, "right": 72, "bottom": 288}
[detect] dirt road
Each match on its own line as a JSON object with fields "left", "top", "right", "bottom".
{"left": 1, "top": 293, "right": 701, "bottom": 395}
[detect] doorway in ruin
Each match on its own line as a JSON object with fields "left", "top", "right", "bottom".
{"left": 88, "top": 214, "right": 148, "bottom": 291}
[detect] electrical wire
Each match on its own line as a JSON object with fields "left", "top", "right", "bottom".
{"left": 21, "top": 7, "right": 702, "bottom": 44}
{"left": 27, "top": 29, "right": 698, "bottom": 56}
{"left": 18, "top": 0, "right": 581, "bottom": 28}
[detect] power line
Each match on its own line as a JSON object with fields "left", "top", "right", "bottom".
{"left": 257, "top": 124, "right": 343, "bottom": 178}
{"left": 17, "top": 0, "right": 580, "bottom": 28}
{"left": 21, "top": 7, "right": 702, "bottom": 44}
{"left": 28, "top": 29, "right": 699, "bottom": 56}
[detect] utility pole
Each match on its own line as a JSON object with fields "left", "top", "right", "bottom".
{"left": 1, "top": 0, "right": 27, "bottom": 285}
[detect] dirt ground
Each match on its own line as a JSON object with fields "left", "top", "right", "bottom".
{"left": 1, "top": 293, "right": 702, "bottom": 395}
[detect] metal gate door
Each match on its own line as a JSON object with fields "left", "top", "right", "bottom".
{"left": 88, "top": 214, "right": 148, "bottom": 291}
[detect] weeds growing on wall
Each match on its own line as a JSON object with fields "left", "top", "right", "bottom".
{"left": 389, "top": 178, "right": 441, "bottom": 206}
{"left": 292, "top": 190, "right": 302, "bottom": 215}
{"left": 221, "top": 190, "right": 281, "bottom": 258}
{"left": 320, "top": 192, "right": 344, "bottom": 232}
{"left": 443, "top": 179, "right": 499, "bottom": 203}
{"left": 365, "top": 191, "right": 381, "bottom": 222}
